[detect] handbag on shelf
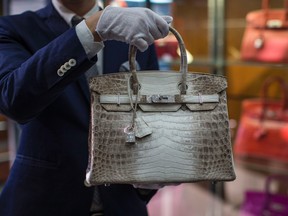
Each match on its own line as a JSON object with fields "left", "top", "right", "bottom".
{"left": 239, "top": 175, "right": 288, "bottom": 216}
{"left": 85, "top": 26, "right": 236, "bottom": 186}
{"left": 240, "top": 0, "right": 288, "bottom": 63}
{"left": 233, "top": 76, "right": 288, "bottom": 172}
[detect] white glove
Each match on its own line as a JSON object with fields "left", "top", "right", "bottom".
{"left": 96, "top": 6, "right": 172, "bottom": 52}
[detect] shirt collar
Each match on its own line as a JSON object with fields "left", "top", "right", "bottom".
{"left": 51, "top": 0, "right": 99, "bottom": 27}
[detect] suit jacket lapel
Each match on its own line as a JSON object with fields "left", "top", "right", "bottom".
{"left": 36, "top": 2, "right": 70, "bottom": 35}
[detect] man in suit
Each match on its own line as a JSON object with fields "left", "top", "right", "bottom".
{"left": 0, "top": 0, "right": 171, "bottom": 215}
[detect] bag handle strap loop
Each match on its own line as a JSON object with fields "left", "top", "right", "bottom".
{"left": 262, "top": 0, "right": 288, "bottom": 21}
{"left": 129, "top": 26, "right": 188, "bottom": 95}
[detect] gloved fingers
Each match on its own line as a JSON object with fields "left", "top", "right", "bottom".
{"left": 131, "top": 38, "right": 149, "bottom": 52}
{"left": 95, "top": 5, "right": 172, "bottom": 51}
{"left": 151, "top": 15, "right": 171, "bottom": 39}
{"left": 162, "top": 16, "right": 173, "bottom": 24}
{"left": 131, "top": 33, "right": 154, "bottom": 52}
{"left": 136, "top": 15, "right": 172, "bottom": 51}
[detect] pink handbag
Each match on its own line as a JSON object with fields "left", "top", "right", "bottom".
{"left": 233, "top": 76, "right": 288, "bottom": 172}
{"left": 240, "top": 175, "right": 288, "bottom": 216}
{"left": 241, "top": 0, "right": 288, "bottom": 63}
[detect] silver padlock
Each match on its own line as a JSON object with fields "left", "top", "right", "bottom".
{"left": 124, "top": 125, "right": 136, "bottom": 144}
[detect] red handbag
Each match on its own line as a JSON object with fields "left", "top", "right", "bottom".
{"left": 239, "top": 175, "right": 288, "bottom": 216}
{"left": 233, "top": 76, "right": 288, "bottom": 171}
{"left": 240, "top": 0, "right": 288, "bottom": 63}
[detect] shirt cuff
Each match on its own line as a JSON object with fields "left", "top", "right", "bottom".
{"left": 75, "top": 20, "right": 104, "bottom": 59}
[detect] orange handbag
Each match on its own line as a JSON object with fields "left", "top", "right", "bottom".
{"left": 233, "top": 76, "right": 288, "bottom": 171}
{"left": 240, "top": 0, "right": 288, "bottom": 63}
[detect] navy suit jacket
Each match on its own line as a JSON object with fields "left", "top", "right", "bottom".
{"left": 0, "top": 2, "right": 159, "bottom": 216}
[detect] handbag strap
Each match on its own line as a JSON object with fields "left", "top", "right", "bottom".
{"left": 262, "top": 0, "right": 288, "bottom": 21}
{"left": 128, "top": 26, "right": 188, "bottom": 95}
{"left": 260, "top": 76, "right": 288, "bottom": 120}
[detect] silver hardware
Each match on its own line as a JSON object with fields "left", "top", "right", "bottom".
{"left": 124, "top": 125, "right": 136, "bottom": 144}
{"left": 149, "top": 95, "right": 175, "bottom": 103}
{"left": 267, "top": 19, "right": 283, "bottom": 28}
{"left": 254, "top": 37, "right": 264, "bottom": 49}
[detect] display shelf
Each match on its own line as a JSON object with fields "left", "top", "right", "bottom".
{"left": 225, "top": 59, "right": 288, "bottom": 68}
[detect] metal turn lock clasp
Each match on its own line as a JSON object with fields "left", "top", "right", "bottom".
{"left": 150, "top": 95, "right": 174, "bottom": 103}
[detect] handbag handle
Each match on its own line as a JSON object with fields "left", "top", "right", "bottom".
{"left": 262, "top": 0, "right": 288, "bottom": 21}
{"left": 260, "top": 76, "right": 288, "bottom": 121}
{"left": 128, "top": 26, "right": 188, "bottom": 95}
{"left": 253, "top": 76, "right": 288, "bottom": 140}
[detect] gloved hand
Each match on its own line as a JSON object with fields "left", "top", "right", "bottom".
{"left": 96, "top": 6, "right": 172, "bottom": 52}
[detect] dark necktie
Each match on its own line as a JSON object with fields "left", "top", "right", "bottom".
{"left": 71, "top": 15, "right": 84, "bottom": 26}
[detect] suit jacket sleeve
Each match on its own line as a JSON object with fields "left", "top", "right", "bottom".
{"left": 0, "top": 12, "right": 96, "bottom": 123}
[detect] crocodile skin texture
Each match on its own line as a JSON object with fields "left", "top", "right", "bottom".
{"left": 85, "top": 71, "right": 236, "bottom": 186}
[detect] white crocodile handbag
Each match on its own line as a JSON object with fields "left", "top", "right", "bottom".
{"left": 85, "top": 26, "right": 236, "bottom": 186}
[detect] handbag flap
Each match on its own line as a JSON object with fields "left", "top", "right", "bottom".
{"left": 89, "top": 71, "right": 227, "bottom": 112}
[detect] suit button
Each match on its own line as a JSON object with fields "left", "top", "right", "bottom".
{"left": 69, "top": 59, "right": 76, "bottom": 67}
{"left": 60, "top": 65, "right": 67, "bottom": 73}
{"left": 64, "top": 62, "right": 71, "bottom": 70}
{"left": 57, "top": 69, "right": 64, "bottom": 77}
